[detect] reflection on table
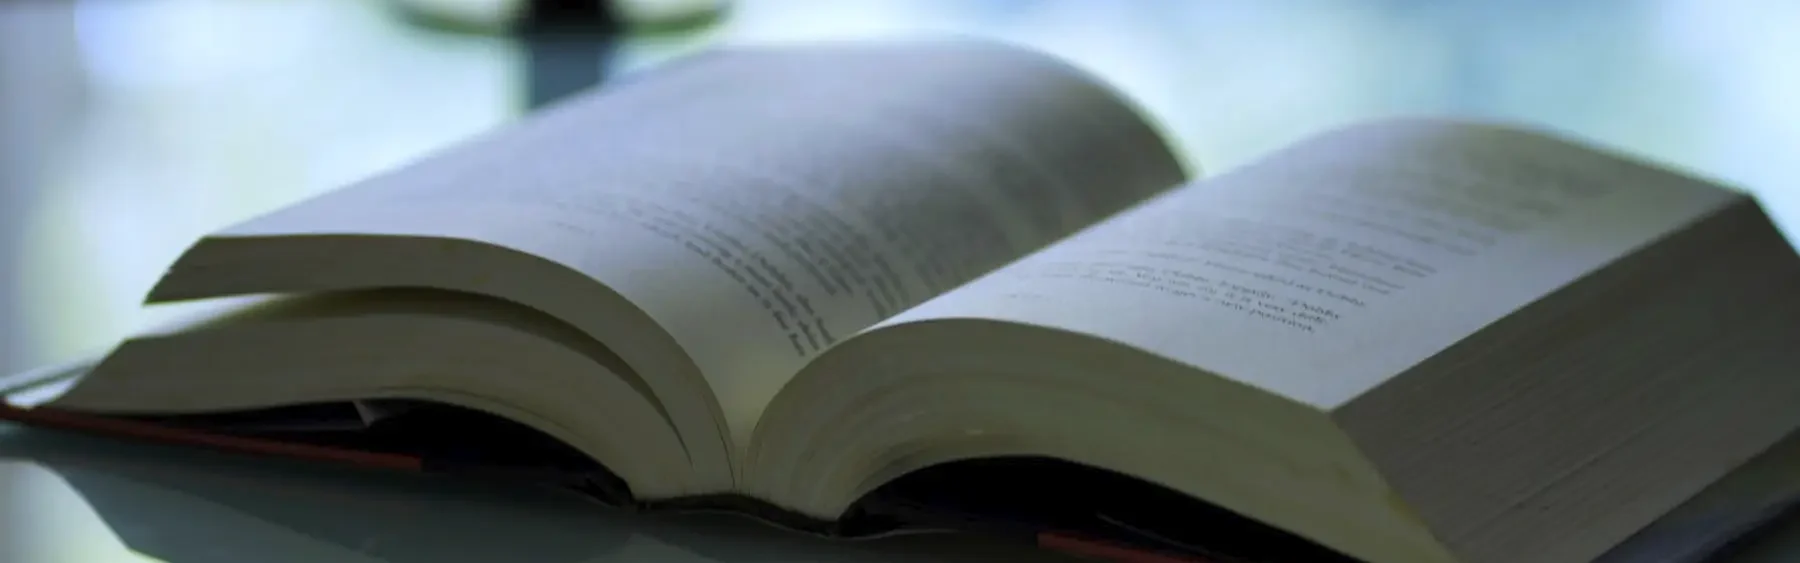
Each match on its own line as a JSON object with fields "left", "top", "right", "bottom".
{"left": 6, "top": 420, "right": 1800, "bottom": 563}
{"left": 0, "top": 424, "right": 1078, "bottom": 563}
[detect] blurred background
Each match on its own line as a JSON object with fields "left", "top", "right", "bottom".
{"left": 1, "top": 0, "right": 1797, "bottom": 374}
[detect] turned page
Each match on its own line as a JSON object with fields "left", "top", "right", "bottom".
{"left": 878, "top": 119, "right": 1740, "bottom": 408}
{"left": 182, "top": 41, "right": 1188, "bottom": 449}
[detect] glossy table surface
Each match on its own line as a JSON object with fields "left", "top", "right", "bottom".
{"left": 5, "top": 420, "right": 1800, "bottom": 563}
{"left": 3, "top": 1, "right": 1799, "bottom": 561}
{"left": 0, "top": 423, "right": 1090, "bottom": 563}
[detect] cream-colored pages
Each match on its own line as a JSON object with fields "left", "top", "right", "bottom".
{"left": 85, "top": 39, "right": 1187, "bottom": 495}
{"left": 876, "top": 119, "right": 1737, "bottom": 407}
{"left": 753, "top": 118, "right": 1798, "bottom": 563}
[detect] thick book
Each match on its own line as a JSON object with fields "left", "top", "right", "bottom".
{"left": 4, "top": 38, "right": 1800, "bottom": 563}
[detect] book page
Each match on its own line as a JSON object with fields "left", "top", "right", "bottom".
{"left": 879, "top": 119, "right": 1741, "bottom": 408}
{"left": 209, "top": 41, "right": 1188, "bottom": 448}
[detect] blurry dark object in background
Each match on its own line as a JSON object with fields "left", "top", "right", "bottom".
{"left": 392, "top": 0, "right": 726, "bottom": 109}
{"left": 516, "top": 0, "right": 621, "bottom": 110}
{"left": 390, "top": 0, "right": 727, "bottom": 35}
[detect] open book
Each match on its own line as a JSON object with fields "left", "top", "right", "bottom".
{"left": 5, "top": 38, "right": 1800, "bottom": 563}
